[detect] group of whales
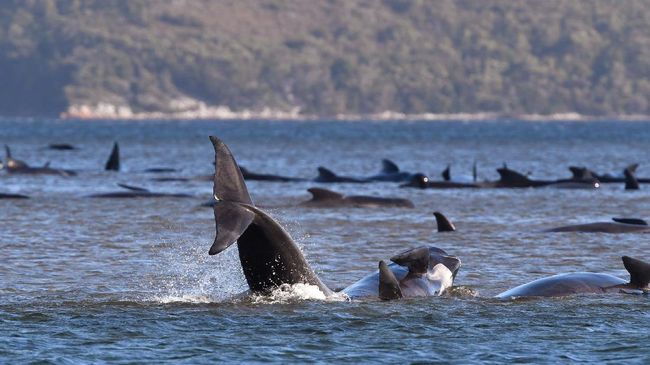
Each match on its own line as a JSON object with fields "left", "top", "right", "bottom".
{"left": 208, "top": 136, "right": 650, "bottom": 300}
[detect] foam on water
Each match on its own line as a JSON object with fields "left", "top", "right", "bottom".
{"left": 250, "top": 283, "right": 347, "bottom": 304}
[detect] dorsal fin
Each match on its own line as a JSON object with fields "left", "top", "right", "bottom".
{"left": 622, "top": 256, "right": 650, "bottom": 288}
{"left": 626, "top": 163, "right": 639, "bottom": 174}
{"left": 569, "top": 166, "right": 594, "bottom": 180}
{"left": 43, "top": 161, "right": 51, "bottom": 168}
{"left": 433, "top": 212, "right": 456, "bottom": 232}
{"left": 316, "top": 167, "right": 337, "bottom": 180}
{"left": 307, "top": 188, "right": 343, "bottom": 201}
{"left": 117, "top": 183, "right": 150, "bottom": 192}
{"left": 209, "top": 136, "right": 252, "bottom": 204}
{"left": 442, "top": 164, "right": 450, "bottom": 181}
{"left": 5, "top": 145, "right": 11, "bottom": 159}
{"left": 381, "top": 159, "right": 400, "bottom": 174}
{"left": 390, "top": 246, "right": 430, "bottom": 275}
{"left": 612, "top": 217, "right": 648, "bottom": 226}
{"left": 624, "top": 167, "right": 639, "bottom": 190}
{"left": 378, "top": 260, "right": 403, "bottom": 300}
{"left": 105, "top": 142, "right": 120, "bottom": 171}
{"left": 497, "top": 166, "right": 531, "bottom": 184}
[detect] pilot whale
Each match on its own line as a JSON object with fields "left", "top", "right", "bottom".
{"left": 300, "top": 188, "right": 414, "bottom": 208}
{"left": 2, "top": 145, "right": 76, "bottom": 176}
{"left": 497, "top": 256, "right": 650, "bottom": 298}
{"left": 240, "top": 166, "right": 305, "bottom": 182}
{"left": 87, "top": 183, "right": 192, "bottom": 198}
{"left": 544, "top": 217, "right": 650, "bottom": 233}
{"left": 207, "top": 136, "right": 461, "bottom": 300}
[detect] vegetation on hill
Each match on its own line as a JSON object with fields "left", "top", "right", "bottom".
{"left": 0, "top": 0, "right": 648, "bottom": 117}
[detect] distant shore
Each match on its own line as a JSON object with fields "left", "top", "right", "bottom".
{"left": 55, "top": 104, "right": 650, "bottom": 122}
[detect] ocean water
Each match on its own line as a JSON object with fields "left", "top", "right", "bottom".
{"left": 2, "top": 118, "right": 650, "bottom": 363}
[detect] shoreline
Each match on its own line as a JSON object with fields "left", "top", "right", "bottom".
{"left": 54, "top": 104, "right": 650, "bottom": 122}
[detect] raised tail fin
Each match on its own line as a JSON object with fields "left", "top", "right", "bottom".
{"left": 105, "top": 142, "right": 120, "bottom": 171}
{"left": 210, "top": 136, "right": 252, "bottom": 204}
{"left": 208, "top": 136, "right": 255, "bottom": 255}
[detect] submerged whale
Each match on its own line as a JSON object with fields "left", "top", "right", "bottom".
{"left": 299, "top": 188, "right": 414, "bottom": 208}
{"left": 0, "top": 193, "right": 29, "bottom": 199}
{"left": 240, "top": 166, "right": 305, "bottom": 182}
{"left": 314, "top": 159, "right": 418, "bottom": 183}
{"left": 207, "top": 136, "right": 461, "bottom": 300}
{"left": 48, "top": 143, "right": 78, "bottom": 151}
{"left": 497, "top": 256, "right": 650, "bottom": 298}
{"left": 2, "top": 145, "right": 76, "bottom": 176}
{"left": 87, "top": 183, "right": 192, "bottom": 198}
{"left": 545, "top": 217, "right": 650, "bottom": 233}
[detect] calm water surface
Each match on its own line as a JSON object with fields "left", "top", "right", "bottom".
{"left": 2, "top": 118, "right": 650, "bottom": 363}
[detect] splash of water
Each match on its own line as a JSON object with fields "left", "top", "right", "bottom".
{"left": 250, "top": 283, "right": 347, "bottom": 304}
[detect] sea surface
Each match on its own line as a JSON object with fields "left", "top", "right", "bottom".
{"left": 2, "top": 118, "right": 650, "bottom": 363}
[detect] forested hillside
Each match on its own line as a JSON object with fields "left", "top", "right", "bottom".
{"left": 0, "top": 0, "right": 648, "bottom": 118}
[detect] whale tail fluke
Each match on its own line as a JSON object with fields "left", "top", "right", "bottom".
{"left": 381, "top": 159, "right": 400, "bottom": 174}
{"left": 209, "top": 136, "right": 255, "bottom": 255}
{"left": 105, "top": 142, "right": 120, "bottom": 171}
{"left": 307, "top": 188, "right": 344, "bottom": 201}
{"left": 433, "top": 212, "right": 456, "bottom": 232}
{"left": 378, "top": 260, "right": 403, "bottom": 300}
{"left": 624, "top": 166, "right": 640, "bottom": 190}
{"left": 622, "top": 256, "right": 650, "bottom": 288}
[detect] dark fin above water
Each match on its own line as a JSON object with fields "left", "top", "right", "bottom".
{"left": 105, "top": 142, "right": 120, "bottom": 171}
{"left": 117, "top": 183, "right": 150, "bottom": 192}
{"left": 626, "top": 163, "right": 639, "bottom": 174}
{"left": 442, "top": 164, "right": 451, "bottom": 181}
{"left": 5, "top": 145, "right": 12, "bottom": 159}
{"left": 307, "top": 188, "right": 344, "bottom": 201}
{"left": 612, "top": 217, "right": 648, "bottom": 226}
{"left": 390, "top": 246, "right": 430, "bottom": 275}
{"left": 48, "top": 143, "right": 77, "bottom": 150}
{"left": 210, "top": 201, "right": 255, "bottom": 255}
{"left": 622, "top": 256, "right": 650, "bottom": 288}
{"left": 433, "top": 211, "right": 456, "bottom": 232}
{"left": 378, "top": 260, "right": 403, "bottom": 300}
{"left": 381, "top": 159, "right": 400, "bottom": 174}
{"left": 497, "top": 166, "right": 531, "bottom": 185}
{"left": 316, "top": 167, "right": 338, "bottom": 181}
{"left": 209, "top": 136, "right": 252, "bottom": 205}
{"left": 624, "top": 167, "right": 640, "bottom": 190}
{"left": 569, "top": 166, "right": 594, "bottom": 180}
